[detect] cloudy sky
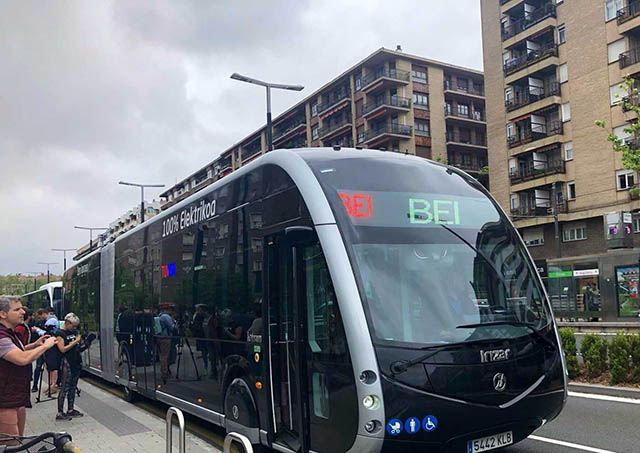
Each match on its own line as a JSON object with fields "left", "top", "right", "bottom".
{"left": 0, "top": 0, "right": 482, "bottom": 276}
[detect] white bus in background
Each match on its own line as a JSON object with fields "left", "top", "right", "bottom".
{"left": 22, "top": 282, "right": 64, "bottom": 317}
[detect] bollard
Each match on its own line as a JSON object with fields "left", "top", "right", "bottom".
{"left": 165, "top": 407, "right": 186, "bottom": 453}
{"left": 223, "top": 432, "right": 253, "bottom": 453}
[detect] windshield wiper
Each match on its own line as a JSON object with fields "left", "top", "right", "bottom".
{"left": 389, "top": 338, "right": 496, "bottom": 375}
{"left": 456, "top": 320, "right": 556, "bottom": 349}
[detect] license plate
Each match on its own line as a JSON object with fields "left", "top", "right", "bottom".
{"left": 467, "top": 431, "right": 513, "bottom": 452}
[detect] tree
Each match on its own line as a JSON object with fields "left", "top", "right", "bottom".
{"left": 596, "top": 76, "right": 640, "bottom": 178}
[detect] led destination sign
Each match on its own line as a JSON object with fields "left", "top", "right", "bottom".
{"left": 337, "top": 190, "right": 499, "bottom": 228}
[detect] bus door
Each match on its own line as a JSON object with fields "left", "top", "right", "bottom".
{"left": 266, "top": 228, "right": 311, "bottom": 452}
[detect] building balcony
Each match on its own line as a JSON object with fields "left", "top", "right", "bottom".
{"left": 504, "top": 43, "right": 558, "bottom": 76}
{"left": 446, "top": 133, "right": 487, "bottom": 148}
{"left": 317, "top": 91, "right": 351, "bottom": 115}
{"left": 273, "top": 119, "right": 306, "bottom": 144}
{"left": 362, "top": 95, "right": 411, "bottom": 118}
{"left": 505, "top": 82, "right": 560, "bottom": 112}
{"left": 507, "top": 120, "right": 563, "bottom": 148}
{"left": 444, "top": 107, "right": 485, "bottom": 122}
{"left": 509, "top": 160, "right": 565, "bottom": 184}
{"left": 443, "top": 81, "right": 485, "bottom": 97}
{"left": 620, "top": 47, "right": 640, "bottom": 70}
{"left": 450, "top": 160, "right": 486, "bottom": 173}
{"left": 501, "top": 3, "right": 556, "bottom": 41}
{"left": 241, "top": 143, "right": 262, "bottom": 162}
{"left": 617, "top": 1, "right": 640, "bottom": 28}
{"left": 358, "top": 123, "right": 412, "bottom": 144}
{"left": 361, "top": 69, "right": 410, "bottom": 92}
{"left": 511, "top": 201, "right": 566, "bottom": 218}
{"left": 318, "top": 119, "right": 352, "bottom": 140}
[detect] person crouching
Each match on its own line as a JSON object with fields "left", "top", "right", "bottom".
{"left": 54, "top": 313, "right": 85, "bottom": 421}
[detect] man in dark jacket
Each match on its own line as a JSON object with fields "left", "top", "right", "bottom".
{"left": 0, "top": 296, "right": 56, "bottom": 443}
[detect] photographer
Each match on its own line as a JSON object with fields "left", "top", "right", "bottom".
{"left": 0, "top": 296, "right": 57, "bottom": 442}
{"left": 53, "top": 313, "right": 86, "bottom": 421}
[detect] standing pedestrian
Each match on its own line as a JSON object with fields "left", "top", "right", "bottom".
{"left": 54, "top": 313, "right": 84, "bottom": 420}
{"left": 0, "top": 296, "right": 57, "bottom": 443}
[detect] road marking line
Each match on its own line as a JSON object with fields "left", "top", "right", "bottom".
{"left": 569, "top": 391, "right": 640, "bottom": 405}
{"left": 529, "top": 435, "right": 616, "bottom": 453}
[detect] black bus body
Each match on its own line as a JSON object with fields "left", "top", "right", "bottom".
{"left": 63, "top": 148, "right": 567, "bottom": 452}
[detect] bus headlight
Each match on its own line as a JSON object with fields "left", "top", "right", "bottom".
{"left": 362, "top": 395, "right": 380, "bottom": 410}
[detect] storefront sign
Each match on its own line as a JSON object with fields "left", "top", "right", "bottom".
{"left": 548, "top": 270, "right": 573, "bottom": 278}
{"left": 573, "top": 269, "right": 599, "bottom": 277}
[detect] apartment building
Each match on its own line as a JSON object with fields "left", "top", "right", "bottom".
{"left": 159, "top": 47, "right": 488, "bottom": 208}
{"left": 481, "top": 0, "right": 640, "bottom": 321}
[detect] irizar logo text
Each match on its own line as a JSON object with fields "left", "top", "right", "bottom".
{"left": 480, "top": 348, "right": 511, "bottom": 363}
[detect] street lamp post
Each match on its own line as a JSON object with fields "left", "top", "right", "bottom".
{"left": 24, "top": 271, "right": 40, "bottom": 291}
{"left": 51, "top": 248, "right": 75, "bottom": 272}
{"left": 118, "top": 181, "right": 165, "bottom": 224}
{"left": 230, "top": 73, "right": 304, "bottom": 151}
{"left": 37, "top": 262, "right": 57, "bottom": 284}
{"left": 74, "top": 226, "right": 107, "bottom": 250}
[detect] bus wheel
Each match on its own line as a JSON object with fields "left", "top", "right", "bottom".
{"left": 118, "top": 349, "right": 136, "bottom": 403}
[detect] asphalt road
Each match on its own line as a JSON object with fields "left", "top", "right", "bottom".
{"left": 505, "top": 392, "right": 640, "bottom": 453}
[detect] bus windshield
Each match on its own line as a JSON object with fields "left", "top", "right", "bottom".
{"left": 306, "top": 154, "right": 551, "bottom": 347}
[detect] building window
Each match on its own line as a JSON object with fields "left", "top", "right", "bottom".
{"left": 355, "top": 74, "right": 362, "bottom": 91}
{"left": 412, "top": 93, "right": 429, "bottom": 107}
{"left": 558, "top": 24, "right": 566, "bottom": 44}
{"left": 563, "top": 222, "right": 587, "bottom": 242}
{"left": 561, "top": 102, "right": 571, "bottom": 122}
{"left": 610, "top": 82, "right": 626, "bottom": 105}
{"left": 311, "top": 102, "right": 318, "bottom": 116}
{"left": 634, "top": 215, "right": 640, "bottom": 233}
{"left": 411, "top": 67, "right": 427, "bottom": 83}
{"left": 617, "top": 169, "right": 636, "bottom": 190}
{"left": 457, "top": 104, "right": 469, "bottom": 117}
{"left": 415, "top": 120, "right": 430, "bottom": 136}
{"left": 312, "top": 126, "right": 319, "bottom": 140}
{"left": 567, "top": 181, "right": 576, "bottom": 200}
{"left": 558, "top": 63, "right": 568, "bottom": 83}
{"left": 523, "top": 227, "right": 545, "bottom": 246}
{"left": 605, "top": 0, "right": 623, "bottom": 21}
{"left": 564, "top": 141, "right": 574, "bottom": 160}
{"left": 608, "top": 39, "right": 626, "bottom": 64}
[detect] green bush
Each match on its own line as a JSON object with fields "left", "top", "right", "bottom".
{"left": 629, "top": 334, "right": 640, "bottom": 383}
{"left": 609, "top": 334, "right": 631, "bottom": 385}
{"left": 581, "top": 334, "right": 608, "bottom": 379}
{"left": 559, "top": 328, "right": 579, "bottom": 378}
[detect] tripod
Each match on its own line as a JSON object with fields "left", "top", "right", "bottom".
{"left": 175, "top": 336, "right": 201, "bottom": 381}
{"left": 34, "top": 360, "right": 55, "bottom": 404}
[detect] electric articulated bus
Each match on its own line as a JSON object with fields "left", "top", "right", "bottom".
{"left": 22, "top": 282, "right": 65, "bottom": 318}
{"left": 63, "top": 148, "right": 566, "bottom": 452}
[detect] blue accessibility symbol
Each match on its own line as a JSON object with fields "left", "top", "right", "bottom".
{"left": 405, "top": 417, "right": 421, "bottom": 434}
{"left": 386, "top": 419, "right": 403, "bottom": 436}
{"left": 423, "top": 415, "right": 438, "bottom": 432}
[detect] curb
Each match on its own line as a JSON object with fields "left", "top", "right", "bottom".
{"left": 569, "top": 382, "right": 640, "bottom": 400}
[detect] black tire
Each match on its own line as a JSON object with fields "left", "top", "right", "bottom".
{"left": 118, "top": 348, "right": 136, "bottom": 403}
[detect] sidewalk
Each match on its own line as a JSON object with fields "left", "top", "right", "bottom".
{"left": 23, "top": 380, "right": 221, "bottom": 453}
{"left": 569, "top": 381, "right": 640, "bottom": 399}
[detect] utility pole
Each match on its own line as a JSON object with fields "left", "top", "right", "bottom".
{"left": 230, "top": 73, "right": 304, "bottom": 151}
{"left": 37, "top": 263, "right": 57, "bottom": 284}
{"left": 24, "top": 272, "right": 40, "bottom": 291}
{"left": 74, "top": 226, "right": 107, "bottom": 250}
{"left": 551, "top": 181, "right": 561, "bottom": 258}
{"left": 118, "top": 181, "right": 164, "bottom": 224}
{"left": 51, "top": 248, "right": 75, "bottom": 272}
